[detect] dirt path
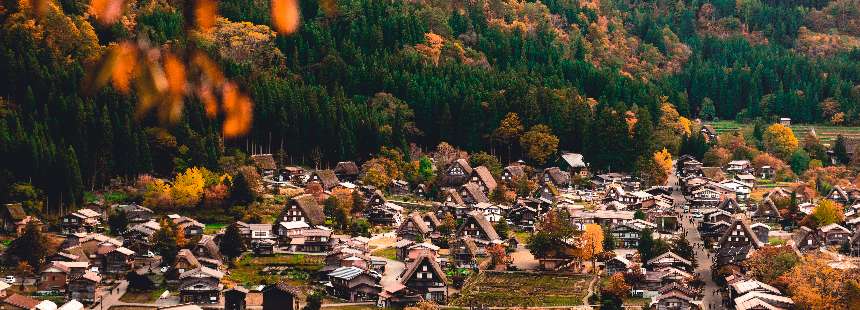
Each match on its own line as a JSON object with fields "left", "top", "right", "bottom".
{"left": 581, "top": 274, "right": 599, "bottom": 308}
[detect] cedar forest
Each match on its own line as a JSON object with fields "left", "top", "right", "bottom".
{"left": 1, "top": 0, "right": 860, "bottom": 211}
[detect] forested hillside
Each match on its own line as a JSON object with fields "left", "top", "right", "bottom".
{"left": 1, "top": 0, "right": 859, "bottom": 209}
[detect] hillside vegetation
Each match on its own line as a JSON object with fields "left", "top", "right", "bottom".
{"left": 0, "top": 0, "right": 859, "bottom": 209}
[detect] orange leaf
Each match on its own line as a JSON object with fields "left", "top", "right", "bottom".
{"left": 222, "top": 83, "right": 253, "bottom": 138}
{"left": 164, "top": 53, "right": 186, "bottom": 98}
{"left": 194, "top": 0, "right": 217, "bottom": 33}
{"left": 90, "top": 0, "right": 125, "bottom": 25}
{"left": 198, "top": 84, "right": 218, "bottom": 118}
{"left": 271, "top": 0, "right": 300, "bottom": 35}
{"left": 191, "top": 52, "right": 225, "bottom": 86}
{"left": 111, "top": 42, "right": 138, "bottom": 93}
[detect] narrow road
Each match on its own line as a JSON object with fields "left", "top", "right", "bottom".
{"left": 669, "top": 165, "right": 724, "bottom": 310}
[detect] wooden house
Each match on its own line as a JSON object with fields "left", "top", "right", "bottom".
{"left": 459, "top": 183, "right": 489, "bottom": 205}
{"left": 508, "top": 203, "right": 538, "bottom": 230}
{"left": 819, "top": 223, "right": 851, "bottom": 245}
{"left": 309, "top": 170, "right": 339, "bottom": 190}
{"left": 701, "top": 125, "right": 717, "bottom": 143}
{"left": 609, "top": 223, "right": 645, "bottom": 248}
{"left": 326, "top": 266, "right": 382, "bottom": 302}
{"left": 123, "top": 220, "right": 160, "bottom": 255}
{"left": 333, "top": 161, "right": 360, "bottom": 181}
{"left": 717, "top": 197, "right": 741, "bottom": 214}
{"left": 542, "top": 167, "right": 570, "bottom": 188}
{"left": 277, "top": 194, "right": 325, "bottom": 227}
{"left": 104, "top": 247, "right": 135, "bottom": 274}
{"left": 749, "top": 223, "right": 769, "bottom": 245}
{"left": 794, "top": 226, "right": 823, "bottom": 252}
{"left": 560, "top": 152, "right": 588, "bottom": 178}
{"left": 251, "top": 154, "right": 277, "bottom": 176}
{"left": 193, "top": 235, "right": 223, "bottom": 264}
{"left": 751, "top": 199, "right": 781, "bottom": 222}
{"left": 66, "top": 272, "right": 100, "bottom": 304}
{"left": 224, "top": 287, "right": 248, "bottom": 310}
{"left": 115, "top": 204, "right": 154, "bottom": 224}
{"left": 365, "top": 202, "right": 403, "bottom": 226}
{"left": 439, "top": 159, "right": 472, "bottom": 187}
{"left": 179, "top": 267, "right": 224, "bottom": 304}
{"left": 647, "top": 252, "right": 693, "bottom": 271}
{"left": 399, "top": 254, "right": 447, "bottom": 303}
{"left": 500, "top": 165, "right": 526, "bottom": 183}
{"left": 284, "top": 229, "right": 332, "bottom": 253}
{"left": 396, "top": 213, "right": 432, "bottom": 241}
{"left": 455, "top": 211, "right": 500, "bottom": 246}
{"left": 605, "top": 256, "right": 633, "bottom": 275}
{"left": 469, "top": 166, "right": 497, "bottom": 194}
{"left": 60, "top": 208, "right": 102, "bottom": 235}
{"left": 718, "top": 220, "right": 763, "bottom": 250}
{"left": 450, "top": 238, "right": 481, "bottom": 268}
{"left": 262, "top": 282, "right": 299, "bottom": 310}
{"left": 175, "top": 249, "right": 201, "bottom": 274}
{"left": 0, "top": 203, "right": 26, "bottom": 233}
{"left": 850, "top": 230, "right": 860, "bottom": 256}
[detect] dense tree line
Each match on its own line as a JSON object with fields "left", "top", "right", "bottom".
{"left": 1, "top": 0, "right": 860, "bottom": 211}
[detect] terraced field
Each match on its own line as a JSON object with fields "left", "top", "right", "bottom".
{"left": 451, "top": 271, "right": 591, "bottom": 307}
{"left": 707, "top": 121, "right": 860, "bottom": 145}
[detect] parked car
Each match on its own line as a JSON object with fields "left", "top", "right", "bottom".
{"left": 4, "top": 275, "right": 15, "bottom": 284}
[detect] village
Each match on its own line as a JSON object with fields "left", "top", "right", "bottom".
{"left": 1, "top": 121, "right": 860, "bottom": 310}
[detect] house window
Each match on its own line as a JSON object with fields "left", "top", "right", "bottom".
{"left": 417, "top": 273, "right": 423, "bottom": 279}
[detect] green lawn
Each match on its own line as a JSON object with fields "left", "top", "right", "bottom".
{"left": 451, "top": 272, "right": 590, "bottom": 307}
{"left": 371, "top": 247, "right": 397, "bottom": 260}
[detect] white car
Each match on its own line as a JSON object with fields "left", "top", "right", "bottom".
{"left": 144, "top": 251, "right": 156, "bottom": 258}
{"left": 4, "top": 276, "right": 15, "bottom": 284}
{"left": 90, "top": 267, "right": 99, "bottom": 274}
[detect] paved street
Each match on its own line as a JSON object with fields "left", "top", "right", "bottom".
{"left": 668, "top": 168, "right": 725, "bottom": 310}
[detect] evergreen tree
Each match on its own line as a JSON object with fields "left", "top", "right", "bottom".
{"left": 220, "top": 224, "right": 246, "bottom": 261}
{"left": 638, "top": 228, "right": 656, "bottom": 262}
{"left": 6, "top": 222, "right": 48, "bottom": 269}
{"left": 152, "top": 221, "right": 179, "bottom": 266}
{"left": 834, "top": 135, "right": 849, "bottom": 164}
{"left": 231, "top": 172, "right": 255, "bottom": 205}
{"left": 108, "top": 210, "right": 129, "bottom": 234}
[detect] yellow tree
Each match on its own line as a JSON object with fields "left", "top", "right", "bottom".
{"left": 577, "top": 224, "right": 605, "bottom": 273}
{"left": 653, "top": 148, "right": 673, "bottom": 177}
{"left": 519, "top": 124, "right": 559, "bottom": 165}
{"left": 143, "top": 179, "right": 173, "bottom": 208}
{"left": 805, "top": 199, "right": 845, "bottom": 228}
{"left": 360, "top": 158, "right": 396, "bottom": 190}
{"left": 763, "top": 124, "right": 799, "bottom": 159}
{"left": 173, "top": 167, "right": 206, "bottom": 207}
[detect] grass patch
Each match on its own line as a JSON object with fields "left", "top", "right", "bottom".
{"left": 513, "top": 231, "right": 531, "bottom": 244}
{"left": 769, "top": 237, "right": 787, "bottom": 245}
{"left": 371, "top": 248, "right": 397, "bottom": 260}
{"left": 227, "top": 254, "right": 324, "bottom": 287}
{"left": 204, "top": 223, "right": 226, "bottom": 234}
{"left": 451, "top": 272, "right": 590, "bottom": 307}
{"left": 120, "top": 288, "right": 165, "bottom": 303}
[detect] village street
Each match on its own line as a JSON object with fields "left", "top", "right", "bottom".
{"left": 668, "top": 168, "right": 725, "bottom": 310}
